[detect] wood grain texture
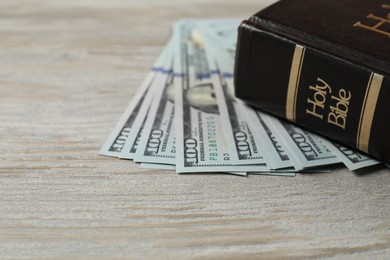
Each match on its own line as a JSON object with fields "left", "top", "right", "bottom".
{"left": 1, "top": 0, "right": 390, "bottom": 258}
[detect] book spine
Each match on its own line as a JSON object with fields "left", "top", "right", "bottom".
{"left": 234, "top": 20, "right": 390, "bottom": 164}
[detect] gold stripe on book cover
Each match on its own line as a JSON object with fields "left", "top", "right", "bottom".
{"left": 357, "top": 73, "right": 384, "bottom": 152}
{"left": 286, "top": 44, "right": 305, "bottom": 122}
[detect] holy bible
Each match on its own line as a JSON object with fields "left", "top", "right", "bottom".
{"left": 234, "top": 0, "right": 390, "bottom": 164}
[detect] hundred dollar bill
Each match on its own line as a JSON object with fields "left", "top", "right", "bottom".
{"left": 119, "top": 95, "right": 152, "bottom": 159}
{"left": 320, "top": 140, "right": 380, "bottom": 171}
{"left": 201, "top": 32, "right": 268, "bottom": 165}
{"left": 119, "top": 44, "right": 174, "bottom": 160}
{"left": 118, "top": 72, "right": 164, "bottom": 159}
{"left": 245, "top": 109, "right": 296, "bottom": 170}
{"left": 174, "top": 20, "right": 268, "bottom": 173}
{"left": 133, "top": 62, "right": 176, "bottom": 165}
{"left": 263, "top": 112, "right": 340, "bottom": 170}
{"left": 99, "top": 41, "right": 172, "bottom": 157}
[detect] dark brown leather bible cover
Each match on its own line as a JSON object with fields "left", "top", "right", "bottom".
{"left": 234, "top": 0, "right": 390, "bottom": 164}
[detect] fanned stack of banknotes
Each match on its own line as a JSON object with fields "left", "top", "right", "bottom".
{"left": 99, "top": 19, "right": 382, "bottom": 176}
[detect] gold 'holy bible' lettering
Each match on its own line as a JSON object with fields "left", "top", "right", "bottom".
{"left": 353, "top": 4, "right": 390, "bottom": 37}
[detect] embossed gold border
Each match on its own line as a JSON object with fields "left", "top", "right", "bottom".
{"left": 286, "top": 45, "right": 306, "bottom": 122}
{"left": 357, "top": 73, "right": 384, "bottom": 152}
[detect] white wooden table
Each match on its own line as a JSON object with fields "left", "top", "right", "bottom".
{"left": 1, "top": 0, "right": 390, "bottom": 258}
